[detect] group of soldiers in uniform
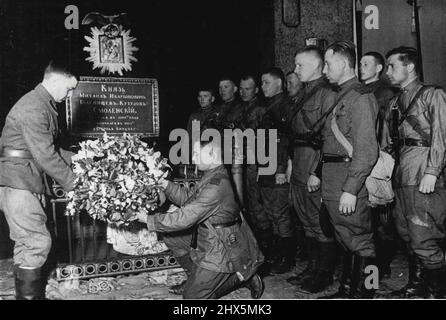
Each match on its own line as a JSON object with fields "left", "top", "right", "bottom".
{"left": 2, "top": 39, "right": 446, "bottom": 300}
{"left": 183, "top": 40, "right": 446, "bottom": 299}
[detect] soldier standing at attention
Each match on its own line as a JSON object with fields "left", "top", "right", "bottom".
{"left": 215, "top": 76, "right": 243, "bottom": 129}
{"left": 360, "top": 51, "right": 398, "bottom": 281}
{"left": 237, "top": 75, "right": 269, "bottom": 254}
{"left": 258, "top": 67, "right": 295, "bottom": 275}
{"left": 386, "top": 46, "right": 446, "bottom": 298}
{"left": 360, "top": 51, "right": 397, "bottom": 145}
{"left": 186, "top": 86, "right": 217, "bottom": 137}
{"left": 286, "top": 71, "right": 304, "bottom": 103}
{"left": 212, "top": 76, "right": 244, "bottom": 208}
{"left": 286, "top": 46, "right": 338, "bottom": 293}
{"left": 321, "top": 41, "right": 379, "bottom": 299}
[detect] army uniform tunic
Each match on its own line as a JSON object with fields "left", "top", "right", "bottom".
{"left": 211, "top": 98, "right": 243, "bottom": 131}
{"left": 258, "top": 92, "right": 294, "bottom": 238}
{"left": 364, "top": 79, "right": 398, "bottom": 253}
{"left": 289, "top": 77, "right": 337, "bottom": 242}
{"left": 146, "top": 165, "right": 263, "bottom": 299}
{"left": 186, "top": 105, "right": 219, "bottom": 136}
{"left": 238, "top": 96, "right": 268, "bottom": 233}
{"left": 390, "top": 79, "right": 446, "bottom": 269}
{"left": 211, "top": 98, "right": 245, "bottom": 206}
{"left": 365, "top": 79, "right": 398, "bottom": 147}
{"left": 321, "top": 77, "right": 379, "bottom": 257}
{"left": 0, "top": 84, "right": 75, "bottom": 268}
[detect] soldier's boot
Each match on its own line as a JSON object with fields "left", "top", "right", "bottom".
{"left": 322, "top": 251, "right": 353, "bottom": 299}
{"left": 349, "top": 254, "right": 377, "bottom": 299}
{"left": 375, "top": 238, "right": 395, "bottom": 280}
{"left": 14, "top": 265, "right": 45, "bottom": 300}
{"left": 169, "top": 255, "right": 193, "bottom": 295}
{"left": 270, "top": 237, "right": 296, "bottom": 275}
{"left": 391, "top": 254, "right": 426, "bottom": 298}
{"left": 212, "top": 273, "right": 241, "bottom": 299}
{"left": 286, "top": 237, "right": 317, "bottom": 285}
{"left": 300, "top": 241, "right": 336, "bottom": 293}
{"left": 213, "top": 273, "right": 264, "bottom": 299}
{"left": 294, "top": 226, "right": 308, "bottom": 261}
{"left": 256, "top": 230, "right": 277, "bottom": 277}
{"left": 257, "top": 230, "right": 276, "bottom": 264}
{"left": 244, "top": 273, "right": 265, "bottom": 299}
{"left": 423, "top": 267, "right": 446, "bottom": 299}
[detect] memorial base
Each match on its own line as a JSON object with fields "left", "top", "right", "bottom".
{"left": 53, "top": 252, "right": 179, "bottom": 282}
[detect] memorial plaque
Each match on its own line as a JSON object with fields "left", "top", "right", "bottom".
{"left": 67, "top": 77, "right": 159, "bottom": 138}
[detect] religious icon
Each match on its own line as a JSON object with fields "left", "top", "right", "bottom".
{"left": 99, "top": 36, "right": 124, "bottom": 64}
{"left": 82, "top": 12, "right": 138, "bottom": 76}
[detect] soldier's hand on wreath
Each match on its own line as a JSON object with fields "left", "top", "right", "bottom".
{"left": 307, "top": 175, "right": 321, "bottom": 193}
{"left": 419, "top": 174, "right": 437, "bottom": 194}
{"left": 275, "top": 173, "right": 287, "bottom": 185}
{"left": 157, "top": 178, "right": 169, "bottom": 190}
{"left": 339, "top": 192, "right": 357, "bottom": 216}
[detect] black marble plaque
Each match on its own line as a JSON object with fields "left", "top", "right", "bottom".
{"left": 67, "top": 77, "right": 159, "bottom": 138}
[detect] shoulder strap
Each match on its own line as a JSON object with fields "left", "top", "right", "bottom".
{"left": 398, "top": 85, "right": 435, "bottom": 126}
{"left": 263, "top": 96, "right": 282, "bottom": 117}
{"left": 307, "top": 83, "right": 361, "bottom": 134}
{"left": 329, "top": 84, "right": 379, "bottom": 157}
{"left": 330, "top": 105, "right": 353, "bottom": 157}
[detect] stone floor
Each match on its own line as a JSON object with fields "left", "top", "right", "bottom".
{"left": 0, "top": 252, "right": 411, "bottom": 300}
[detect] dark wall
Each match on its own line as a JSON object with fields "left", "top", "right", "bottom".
{"left": 0, "top": 0, "right": 275, "bottom": 257}
{"left": 273, "top": 0, "right": 353, "bottom": 73}
{"left": 361, "top": 0, "right": 446, "bottom": 89}
{"left": 0, "top": 0, "right": 275, "bottom": 137}
{"left": 418, "top": 0, "right": 446, "bottom": 88}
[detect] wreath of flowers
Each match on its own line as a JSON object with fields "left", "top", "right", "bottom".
{"left": 66, "top": 132, "right": 170, "bottom": 227}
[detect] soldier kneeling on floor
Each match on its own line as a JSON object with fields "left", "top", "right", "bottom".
{"left": 138, "top": 139, "right": 264, "bottom": 299}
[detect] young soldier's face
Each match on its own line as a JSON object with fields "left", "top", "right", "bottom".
{"left": 323, "top": 49, "right": 344, "bottom": 84}
{"left": 197, "top": 91, "right": 214, "bottom": 109}
{"left": 360, "top": 56, "right": 381, "bottom": 83}
{"left": 294, "top": 52, "right": 319, "bottom": 83}
{"left": 286, "top": 73, "right": 302, "bottom": 97}
{"left": 261, "top": 74, "right": 282, "bottom": 98}
{"left": 51, "top": 74, "right": 78, "bottom": 102}
{"left": 386, "top": 54, "right": 410, "bottom": 86}
{"left": 239, "top": 79, "right": 258, "bottom": 102}
{"left": 219, "top": 80, "right": 237, "bottom": 102}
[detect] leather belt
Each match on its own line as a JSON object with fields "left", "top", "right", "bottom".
{"left": 322, "top": 155, "right": 352, "bottom": 163}
{"left": 399, "top": 138, "right": 430, "bottom": 147}
{"left": 0, "top": 149, "right": 33, "bottom": 159}
{"left": 201, "top": 217, "right": 242, "bottom": 229}
{"left": 191, "top": 217, "right": 242, "bottom": 249}
{"left": 293, "top": 140, "right": 315, "bottom": 147}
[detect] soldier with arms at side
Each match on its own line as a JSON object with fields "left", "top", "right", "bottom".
{"left": 386, "top": 46, "right": 446, "bottom": 298}
{"left": 257, "top": 67, "right": 295, "bottom": 275}
{"left": 360, "top": 51, "right": 398, "bottom": 281}
{"left": 286, "top": 46, "right": 338, "bottom": 293}
{"left": 320, "top": 41, "right": 379, "bottom": 299}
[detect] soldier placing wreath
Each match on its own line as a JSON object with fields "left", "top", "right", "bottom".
{"left": 137, "top": 139, "right": 265, "bottom": 299}
{"left": 0, "top": 59, "right": 78, "bottom": 300}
